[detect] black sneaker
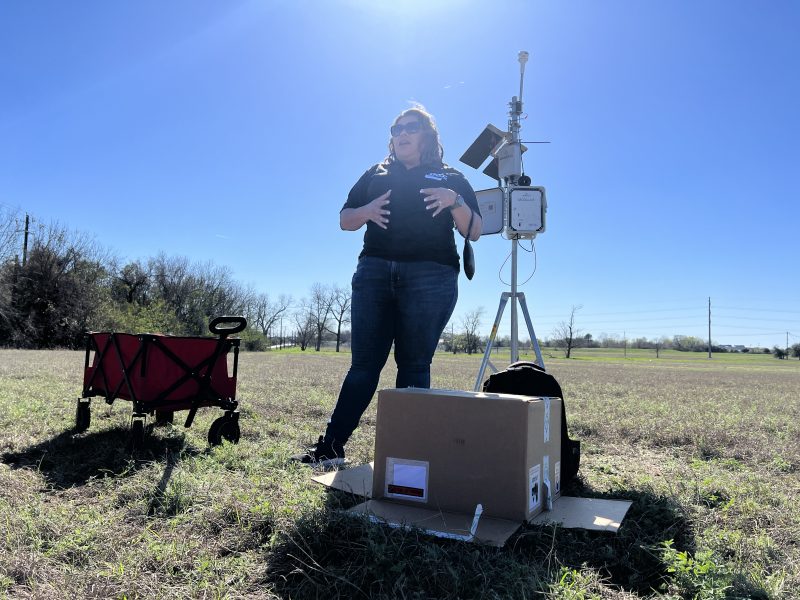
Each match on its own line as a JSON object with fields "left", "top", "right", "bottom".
{"left": 291, "top": 436, "right": 345, "bottom": 468}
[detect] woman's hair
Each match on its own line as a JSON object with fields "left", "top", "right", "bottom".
{"left": 385, "top": 105, "right": 444, "bottom": 168}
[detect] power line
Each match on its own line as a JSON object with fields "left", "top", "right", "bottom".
{"left": 577, "top": 307, "right": 700, "bottom": 316}
{"left": 714, "top": 314, "right": 800, "bottom": 323}
{"left": 716, "top": 321, "right": 800, "bottom": 333}
{"left": 716, "top": 305, "right": 800, "bottom": 315}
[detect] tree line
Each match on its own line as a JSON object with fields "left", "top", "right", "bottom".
{"left": 4, "top": 208, "right": 795, "bottom": 357}
{"left": 0, "top": 207, "right": 303, "bottom": 349}
{"left": 545, "top": 305, "right": 799, "bottom": 359}
{"left": 0, "top": 207, "right": 480, "bottom": 352}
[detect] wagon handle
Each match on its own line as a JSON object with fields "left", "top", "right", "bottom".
{"left": 209, "top": 316, "right": 247, "bottom": 336}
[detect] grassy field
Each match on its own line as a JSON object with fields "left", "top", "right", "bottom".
{"left": 1, "top": 347, "right": 798, "bottom": 599}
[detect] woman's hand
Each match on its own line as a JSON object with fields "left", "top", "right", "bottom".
{"left": 364, "top": 190, "right": 392, "bottom": 229}
{"left": 421, "top": 186, "right": 482, "bottom": 240}
{"left": 341, "top": 190, "right": 391, "bottom": 231}
{"left": 420, "top": 187, "right": 458, "bottom": 217}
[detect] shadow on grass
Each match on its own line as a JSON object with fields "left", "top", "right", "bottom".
{"left": 263, "top": 475, "right": 696, "bottom": 599}
{"left": 511, "top": 476, "right": 696, "bottom": 596}
{"left": 264, "top": 487, "right": 554, "bottom": 600}
{"left": 0, "top": 424, "right": 201, "bottom": 490}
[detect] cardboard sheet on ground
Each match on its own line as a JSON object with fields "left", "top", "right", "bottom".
{"left": 313, "top": 462, "right": 375, "bottom": 498}
{"left": 312, "top": 463, "right": 632, "bottom": 546}
{"left": 530, "top": 496, "right": 632, "bottom": 532}
{"left": 348, "top": 500, "right": 521, "bottom": 547}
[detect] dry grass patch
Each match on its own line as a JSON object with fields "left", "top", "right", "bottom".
{"left": 1, "top": 348, "right": 798, "bottom": 598}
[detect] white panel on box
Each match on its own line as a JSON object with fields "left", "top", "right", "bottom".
{"left": 508, "top": 187, "right": 546, "bottom": 236}
{"left": 476, "top": 188, "right": 504, "bottom": 235}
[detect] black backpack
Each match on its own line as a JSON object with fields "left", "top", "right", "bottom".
{"left": 482, "top": 361, "right": 581, "bottom": 484}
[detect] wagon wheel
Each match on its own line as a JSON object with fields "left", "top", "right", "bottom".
{"left": 75, "top": 399, "right": 91, "bottom": 432}
{"left": 208, "top": 414, "right": 240, "bottom": 446}
{"left": 130, "top": 419, "right": 145, "bottom": 451}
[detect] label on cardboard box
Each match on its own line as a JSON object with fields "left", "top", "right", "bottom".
{"left": 385, "top": 458, "right": 429, "bottom": 502}
{"left": 529, "top": 464, "right": 541, "bottom": 512}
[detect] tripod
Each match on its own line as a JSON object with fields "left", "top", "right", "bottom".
{"left": 473, "top": 237, "right": 544, "bottom": 391}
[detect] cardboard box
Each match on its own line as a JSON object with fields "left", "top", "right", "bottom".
{"left": 371, "top": 388, "right": 562, "bottom": 522}
{"left": 313, "top": 387, "right": 633, "bottom": 546}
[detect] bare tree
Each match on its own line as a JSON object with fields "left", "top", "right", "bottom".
{"left": 293, "top": 308, "right": 315, "bottom": 351}
{"left": 112, "top": 260, "right": 151, "bottom": 305}
{"left": 250, "top": 292, "right": 292, "bottom": 341}
{"left": 0, "top": 207, "right": 21, "bottom": 332}
{"left": 552, "top": 305, "right": 582, "bottom": 359}
{"left": 461, "top": 307, "right": 485, "bottom": 355}
{"left": 3, "top": 219, "right": 110, "bottom": 347}
{"left": 0, "top": 206, "right": 21, "bottom": 263}
{"left": 655, "top": 336, "right": 671, "bottom": 358}
{"left": 147, "top": 254, "right": 252, "bottom": 335}
{"left": 327, "top": 285, "right": 351, "bottom": 352}
{"left": 194, "top": 261, "right": 249, "bottom": 320}
{"left": 442, "top": 320, "right": 458, "bottom": 353}
{"left": 148, "top": 253, "right": 194, "bottom": 329}
{"left": 307, "top": 283, "right": 334, "bottom": 351}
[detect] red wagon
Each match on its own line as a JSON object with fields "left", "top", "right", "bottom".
{"left": 77, "top": 316, "right": 246, "bottom": 447}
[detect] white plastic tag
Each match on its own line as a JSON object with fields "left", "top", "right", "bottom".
{"left": 555, "top": 461, "right": 561, "bottom": 496}
{"left": 529, "top": 464, "right": 541, "bottom": 511}
{"left": 543, "top": 455, "right": 552, "bottom": 511}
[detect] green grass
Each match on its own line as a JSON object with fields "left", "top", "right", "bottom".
{"left": 1, "top": 348, "right": 798, "bottom": 598}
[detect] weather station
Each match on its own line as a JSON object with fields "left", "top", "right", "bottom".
{"left": 459, "top": 51, "right": 549, "bottom": 390}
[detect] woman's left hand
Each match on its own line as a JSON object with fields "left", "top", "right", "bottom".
{"left": 420, "top": 187, "right": 458, "bottom": 217}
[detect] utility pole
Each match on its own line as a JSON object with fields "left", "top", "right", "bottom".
{"left": 787, "top": 332, "right": 790, "bottom": 360}
{"left": 708, "top": 297, "right": 712, "bottom": 359}
{"left": 22, "top": 213, "right": 30, "bottom": 267}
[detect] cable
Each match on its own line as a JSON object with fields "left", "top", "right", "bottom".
{"left": 497, "top": 249, "right": 512, "bottom": 287}
{"left": 497, "top": 239, "right": 537, "bottom": 287}
{"left": 519, "top": 240, "right": 537, "bottom": 285}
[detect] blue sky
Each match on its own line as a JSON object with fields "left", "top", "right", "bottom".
{"left": 2, "top": 0, "right": 799, "bottom": 349}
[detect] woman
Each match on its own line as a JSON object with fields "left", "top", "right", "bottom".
{"left": 295, "top": 106, "right": 482, "bottom": 467}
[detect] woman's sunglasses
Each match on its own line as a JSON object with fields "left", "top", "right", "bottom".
{"left": 390, "top": 121, "right": 423, "bottom": 136}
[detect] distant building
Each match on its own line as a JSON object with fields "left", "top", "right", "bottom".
{"left": 718, "top": 345, "right": 748, "bottom": 353}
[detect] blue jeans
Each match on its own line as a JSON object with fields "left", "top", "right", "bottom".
{"left": 325, "top": 257, "right": 458, "bottom": 445}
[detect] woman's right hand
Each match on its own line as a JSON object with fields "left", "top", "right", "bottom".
{"left": 362, "top": 190, "right": 391, "bottom": 229}
{"left": 340, "top": 190, "right": 392, "bottom": 231}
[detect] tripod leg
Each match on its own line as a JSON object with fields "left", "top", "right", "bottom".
{"left": 474, "top": 292, "right": 511, "bottom": 391}
{"left": 518, "top": 293, "right": 545, "bottom": 369}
